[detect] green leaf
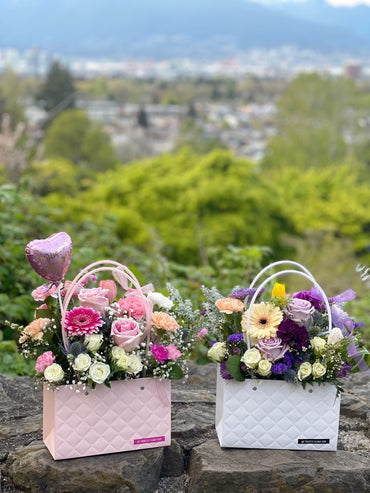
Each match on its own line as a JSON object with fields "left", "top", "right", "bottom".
{"left": 226, "top": 355, "right": 245, "bottom": 381}
{"left": 168, "top": 364, "right": 184, "bottom": 380}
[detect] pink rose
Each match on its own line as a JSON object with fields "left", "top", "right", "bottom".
{"left": 31, "top": 283, "right": 59, "bottom": 302}
{"left": 166, "top": 344, "right": 182, "bottom": 360}
{"left": 111, "top": 317, "right": 145, "bottom": 351}
{"left": 256, "top": 337, "right": 290, "bottom": 362}
{"left": 99, "top": 280, "right": 117, "bottom": 303}
{"left": 151, "top": 344, "right": 169, "bottom": 363}
{"left": 118, "top": 296, "right": 147, "bottom": 320}
{"left": 62, "top": 281, "right": 84, "bottom": 298}
{"left": 196, "top": 328, "right": 208, "bottom": 340}
{"left": 288, "top": 298, "right": 315, "bottom": 324}
{"left": 35, "top": 351, "right": 55, "bottom": 373}
{"left": 78, "top": 288, "right": 109, "bottom": 314}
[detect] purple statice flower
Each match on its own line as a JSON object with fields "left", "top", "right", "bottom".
{"left": 277, "top": 316, "right": 310, "bottom": 351}
{"left": 338, "top": 361, "right": 353, "bottom": 379}
{"left": 229, "top": 287, "right": 265, "bottom": 302}
{"left": 271, "top": 362, "right": 289, "bottom": 374}
{"left": 220, "top": 360, "right": 234, "bottom": 380}
{"left": 200, "top": 307, "right": 207, "bottom": 316}
{"left": 227, "top": 333, "right": 244, "bottom": 344}
{"left": 271, "top": 351, "right": 300, "bottom": 375}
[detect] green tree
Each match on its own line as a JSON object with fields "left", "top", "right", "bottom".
{"left": 43, "top": 109, "right": 116, "bottom": 173}
{"left": 0, "top": 68, "right": 25, "bottom": 126}
{"left": 37, "top": 61, "right": 75, "bottom": 114}
{"left": 262, "top": 73, "right": 359, "bottom": 170}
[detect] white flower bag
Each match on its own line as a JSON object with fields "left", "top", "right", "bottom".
{"left": 215, "top": 261, "right": 341, "bottom": 451}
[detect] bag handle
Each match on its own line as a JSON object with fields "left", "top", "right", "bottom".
{"left": 244, "top": 268, "right": 332, "bottom": 349}
{"left": 248, "top": 260, "right": 315, "bottom": 290}
{"left": 60, "top": 260, "right": 153, "bottom": 351}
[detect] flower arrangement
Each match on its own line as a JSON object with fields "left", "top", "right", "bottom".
{"left": 8, "top": 234, "right": 192, "bottom": 391}
{"left": 191, "top": 281, "right": 370, "bottom": 392}
{"left": 10, "top": 275, "right": 191, "bottom": 390}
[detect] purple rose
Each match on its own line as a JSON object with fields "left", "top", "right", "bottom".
{"left": 256, "top": 337, "right": 290, "bottom": 362}
{"left": 288, "top": 298, "right": 315, "bottom": 324}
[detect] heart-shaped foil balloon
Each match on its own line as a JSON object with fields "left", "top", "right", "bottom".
{"left": 26, "top": 232, "right": 73, "bottom": 282}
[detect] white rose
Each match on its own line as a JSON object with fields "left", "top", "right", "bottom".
{"left": 207, "top": 342, "right": 227, "bottom": 363}
{"left": 327, "top": 327, "right": 344, "bottom": 345}
{"left": 297, "top": 362, "right": 312, "bottom": 381}
{"left": 310, "top": 337, "right": 327, "bottom": 356}
{"left": 111, "top": 346, "right": 126, "bottom": 361}
{"left": 312, "top": 361, "right": 327, "bottom": 379}
{"left": 116, "top": 354, "right": 131, "bottom": 370}
{"left": 127, "top": 354, "right": 143, "bottom": 375}
{"left": 72, "top": 353, "right": 92, "bottom": 372}
{"left": 240, "top": 348, "right": 262, "bottom": 369}
{"left": 88, "top": 362, "right": 111, "bottom": 384}
{"left": 257, "top": 359, "right": 272, "bottom": 377}
{"left": 44, "top": 363, "right": 65, "bottom": 383}
{"left": 84, "top": 334, "right": 103, "bottom": 353}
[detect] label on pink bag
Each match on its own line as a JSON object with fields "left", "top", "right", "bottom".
{"left": 134, "top": 436, "right": 166, "bottom": 445}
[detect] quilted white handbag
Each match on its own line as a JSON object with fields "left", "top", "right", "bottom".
{"left": 215, "top": 261, "right": 341, "bottom": 451}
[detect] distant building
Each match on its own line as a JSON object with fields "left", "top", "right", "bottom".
{"left": 344, "top": 61, "right": 362, "bottom": 80}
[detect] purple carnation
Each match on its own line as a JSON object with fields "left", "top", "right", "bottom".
{"left": 220, "top": 360, "right": 234, "bottom": 380}
{"left": 229, "top": 287, "right": 265, "bottom": 302}
{"left": 277, "top": 316, "right": 310, "bottom": 351}
{"left": 227, "top": 333, "right": 244, "bottom": 344}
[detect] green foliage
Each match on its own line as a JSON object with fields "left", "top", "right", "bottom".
{"left": 0, "top": 68, "right": 26, "bottom": 126}
{"left": 37, "top": 60, "right": 75, "bottom": 112}
{"left": 0, "top": 334, "right": 35, "bottom": 377}
{"left": 43, "top": 109, "right": 117, "bottom": 173}
{"left": 263, "top": 73, "right": 361, "bottom": 170}
{"left": 43, "top": 148, "right": 281, "bottom": 264}
{"left": 25, "top": 158, "right": 79, "bottom": 196}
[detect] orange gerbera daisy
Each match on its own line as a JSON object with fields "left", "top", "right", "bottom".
{"left": 241, "top": 302, "right": 283, "bottom": 339}
{"left": 151, "top": 312, "right": 179, "bottom": 332}
{"left": 215, "top": 297, "right": 244, "bottom": 314}
{"left": 19, "top": 318, "right": 50, "bottom": 344}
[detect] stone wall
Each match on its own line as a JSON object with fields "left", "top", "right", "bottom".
{"left": 1, "top": 364, "right": 369, "bottom": 492}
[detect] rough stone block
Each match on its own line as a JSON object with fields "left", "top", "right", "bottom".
{"left": 188, "top": 439, "right": 370, "bottom": 493}
{"left": 6, "top": 440, "right": 164, "bottom": 493}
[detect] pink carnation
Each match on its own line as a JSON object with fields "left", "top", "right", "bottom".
{"left": 196, "top": 328, "right": 208, "bottom": 340}
{"left": 64, "top": 306, "right": 104, "bottom": 336}
{"left": 151, "top": 344, "right": 169, "bottom": 363}
{"left": 166, "top": 344, "right": 182, "bottom": 361}
{"left": 31, "top": 283, "right": 59, "bottom": 302}
{"left": 35, "top": 351, "right": 55, "bottom": 373}
{"left": 118, "top": 296, "right": 147, "bottom": 320}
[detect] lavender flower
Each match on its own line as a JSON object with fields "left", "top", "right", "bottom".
{"left": 277, "top": 316, "right": 309, "bottom": 351}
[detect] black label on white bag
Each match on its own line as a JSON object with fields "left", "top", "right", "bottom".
{"left": 298, "top": 438, "right": 330, "bottom": 444}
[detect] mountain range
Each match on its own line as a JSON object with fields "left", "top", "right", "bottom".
{"left": 0, "top": 0, "right": 369, "bottom": 58}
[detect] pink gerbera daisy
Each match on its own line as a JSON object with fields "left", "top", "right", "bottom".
{"left": 64, "top": 307, "right": 103, "bottom": 336}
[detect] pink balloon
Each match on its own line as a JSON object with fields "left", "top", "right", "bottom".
{"left": 26, "top": 232, "right": 73, "bottom": 282}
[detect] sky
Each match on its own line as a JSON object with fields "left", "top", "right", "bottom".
{"left": 252, "top": 0, "right": 370, "bottom": 5}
